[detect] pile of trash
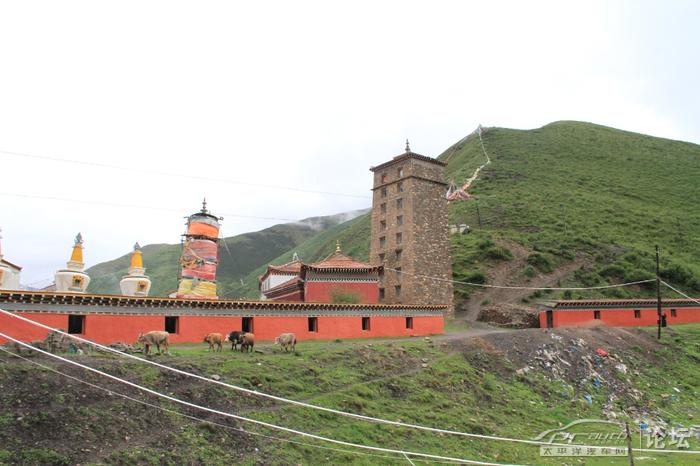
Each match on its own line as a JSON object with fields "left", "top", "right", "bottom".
{"left": 1, "top": 330, "right": 137, "bottom": 355}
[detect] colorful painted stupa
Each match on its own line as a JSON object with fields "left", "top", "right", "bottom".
{"left": 175, "top": 200, "right": 222, "bottom": 299}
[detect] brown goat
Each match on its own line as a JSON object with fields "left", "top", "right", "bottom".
{"left": 240, "top": 332, "right": 255, "bottom": 353}
{"left": 203, "top": 333, "right": 224, "bottom": 352}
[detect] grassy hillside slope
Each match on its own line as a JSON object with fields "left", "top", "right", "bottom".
{"left": 2, "top": 325, "right": 699, "bottom": 464}
{"left": 443, "top": 121, "right": 700, "bottom": 301}
{"left": 86, "top": 211, "right": 368, "bottom": 297}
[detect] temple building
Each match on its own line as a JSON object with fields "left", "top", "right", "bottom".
{"left": 54, "top": 233, "right": 90, "bottom": 293}
{"left": 176, "top": 200, "right": 222, "bottom": 299}
{"left": 119, "top": 243, "right": 152, "bottom": 297}
{"left": 259, "top": 242, "right": 383, "bottom": 303}
{"left": 0, "top": 228, "right": 22, "bottom": 291}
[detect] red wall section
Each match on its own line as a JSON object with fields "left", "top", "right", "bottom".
{"left": 0, "top": 312, "right": 443, "bottom": 344}
{"left": 539, "top": 307, "right": 700, "bottom": 328}
{"left": 304, "top": 282, "right": 379, "bottom": 304}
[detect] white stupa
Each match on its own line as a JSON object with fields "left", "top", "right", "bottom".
{"left": 120, "top": 243, "right": 151, "bottom": 296}
{"left": 54, "top": 233, "right": 91, "bottom": 293}
{"left": 0, "top": 227, "right": 22, "bottom": 290}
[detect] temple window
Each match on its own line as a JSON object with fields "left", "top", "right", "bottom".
{"left": 396, "top": 215, "right": 403, "bottom": 226}
{"left": 405, "top": 317, "right": 413, "bottom": 329}
{"left": 398, "top": 167, "right": 404, "bottom": 178}
{"left": 671, "top": 309, "right": 677, "bottom": 317}
{"left": 396, "top": 198, "right": 403, "bottom": 209}
{"left": 397, "top": 181, "right": 404, "bottom": 193}
{"left": 395, "top": 285, "right": 402, "bottom": 297}
{"left": 68, "top": 315, "right": 85, "bottom": 334}
{"left": 380, "top": 220, "right": 386, "bottom": 231}
{"left": 381, "top": 187, "right": 387, "bottom": 198}
{"left": 308, "top": 317, "right": 318, "bottom": 332}
{"left": 379, "top": 288, "right": 385, "bottom": 300}
{"left": 165, "top": 316, "right": 179, "bottom": 334}
{"left": 395, "top": 249, "right": 402, "bottom": 261}
{"left": 242, "top": 317, "right": 254, "bottom": 333}
{"left": 381, "top": 173, "right": 388, "bottom": 183}
{"left": 379, "top": 236, "right": 386, "bottom": 249}
{"left": 396, "top": 232, "right": 402, "bottom": 245}
{"left": 72, "top": 276, "right": 83, "bottom": 288}
{"left": 380, "top": 203, "right": 386, "bottom": 214}
{"left": 362, "top": 317, "right": 371, "bottom": 331}
{"left": 594, "top": 311, "right": 601, "bottom": 320}
{"left": 634, "top": 309, "right": 641, "bottom": 318}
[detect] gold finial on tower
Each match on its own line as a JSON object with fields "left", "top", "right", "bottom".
{"left": 335, "top": 240, "right": 341, "bottom": 253}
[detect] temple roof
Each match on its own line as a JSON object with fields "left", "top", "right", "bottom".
{"left": 370, "top": 143, "right": 446, "bottom": 172}
{"left": 266, "top": 259, "right": 303, "bottom": 274}
{"left": 302, "top": 243, "right": 382, "bottom": 273}
{"left": 0, "top": 258, "right": 22, "bottom": 271}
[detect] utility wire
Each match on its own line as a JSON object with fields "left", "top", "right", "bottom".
{"left": 0, "top": 191, "right": 300, "bottom": 222}
{"left": 384, "top": 267, "right": 656, "bottom": 291}
{"left": 660, "top": 281, "right": 700, "bottom": 306}
{"left": 0, "top": 332, "right": 520, "bottom": 466}
{"left": 0, "top": 347, "right": 416, "bottom": 464}
{"left": 0, "top": 149, "right": 371, "bottom": 200}
{"left": 3, "top": 308, "right": 698, "bottom": 455}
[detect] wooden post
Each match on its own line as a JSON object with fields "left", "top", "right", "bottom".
{"left": 625, "top": 422, "right": 635, "bottom": 466}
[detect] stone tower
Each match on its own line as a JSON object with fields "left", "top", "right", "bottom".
{"left": 369, "top": 141, "right": 453, "bottom": 308}
{"left": 54, "top": 233, "right": 91, "bottom": 293}
{"left": 120, "top": 243, "right": 152, "bottom": 296}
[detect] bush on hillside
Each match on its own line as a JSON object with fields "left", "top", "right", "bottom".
{"left": 526, "top": 253, "right": 553, "bottom": 273}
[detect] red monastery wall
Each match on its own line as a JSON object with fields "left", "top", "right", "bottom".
{"left": 539, "top": 303, "right": 700, "bottom": 328}
{"left": 0, "top": 312, "right": 443, "bottom": 345}
{"left": 304, "top": 282, "right": 379, "bottom": 304}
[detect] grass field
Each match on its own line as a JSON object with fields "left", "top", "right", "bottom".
{"left": 2, "top": 323, "right": 700, "bottom": 464}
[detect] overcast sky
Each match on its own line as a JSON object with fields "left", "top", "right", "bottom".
{"left": 1, "top": 0, "right": 698, "bottom": 285}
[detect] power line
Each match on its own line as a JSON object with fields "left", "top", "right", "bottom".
{"left": 0, "top": 347, "right": 415, "bottom": 465}
{"left": 0, "top": 332, "right": 520, "bottom": 466}
{"left": 660, "top": 281, "right": 700, "bottom": 306}
{"left": 384, "top": 267, "right": 656, "bottom": 291}
{"left": 0, "top": 191, "right": 300, "bottom": 222}
{"left": 4, "top": 308, "right": 698, "bottom": 456}
{"left": 0, "top": 149, "right": 371, "bottom": 200}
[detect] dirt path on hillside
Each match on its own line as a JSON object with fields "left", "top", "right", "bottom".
{"left": 458, "top": 240, "right": 585, "bottom": 322}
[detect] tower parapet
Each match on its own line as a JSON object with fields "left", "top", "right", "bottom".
{"left": 176, "top": 200, "right": 222, "bottom": 299}
{"left": 120, "top": 243, "right": 152, "bottom": 296}
{"left": 55, "top": 233, "right": 90, "bottom": 293}
{"left": 0, "top": 227, "right": 22, "bottom": 290}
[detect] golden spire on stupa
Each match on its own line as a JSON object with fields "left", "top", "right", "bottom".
{"left": 69, "top": 233, "right": 85, "bottom": 267}
{"left": 130, "top": 242, "right": 144, "bottom": 270}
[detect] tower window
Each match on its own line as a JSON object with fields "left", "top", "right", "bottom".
{"left": 397, "top": 181, "right": 404, "bottom": 193}
{"left": 396, "top": 198, "right": 403, "bottom": 209}
{"left": 380, "top": 220, "right": 386, "bottom": 231}
{"left": 362, "top": 317, "right": 371, "bottom": 331}
{"left": 242, "top": 317, "right": 254, "bottom": 333}
{"left": 380, "top": 203, "right": 386, "bottom": 214}
{"left": 396, "top": 215, "right": 403, "bottom": 226}
{"left": 406, "top": 317, "right": 413, "bottom": 329}
{"left": 379, "top": 236, "right": 386, "bottom": 249}
{"left": 378, "top": 253, "right": 385, "bottom": 262}
{"left": 381, "top": 173, "right": 388, "bottom": 183}
{"left": 68, "top": 315, "right": 85, "bottom": 334}
{"left": 71, "top": 276, "right": 84, "bottom": 289}
{"left": 396, "top": 232, "right": 402, "bottom": 245}
{"left": 379, "top": 288, "right": 385, "bottom": 300}
{"left": 398, "top": 167, "right": 404, "bottom": 177}
{"left": 381, "top": 187, "right": 387, "bottom": 198}
{"left": 395, "top": 249, "right": 402, "bottom": 261}
{"left": 395, "top": 285, "right": 402, "bottom": 297}
{"left": 165, "top": 316, "right": 179, "bottom": 334}
{"left": 634, "top": 309, "right": 641, "bottom": 318}
{"left": 395, "top": 267, "right": 401, "bottom": 280}
{"left": 308, "top": 317, "right": 318, "bottom": 332}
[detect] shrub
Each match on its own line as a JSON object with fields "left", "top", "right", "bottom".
{"left": 527, "top": 253, "right": 553, "bottom": 273}
{"left": 485, "top": 246, "right": 513, "bottom": 261}
{"left": 523, "top": 265, "right": 536, "bottom": 278}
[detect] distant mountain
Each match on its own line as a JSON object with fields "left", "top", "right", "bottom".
{"left": 86, "top": 209, "right": 368, "bottom": 297}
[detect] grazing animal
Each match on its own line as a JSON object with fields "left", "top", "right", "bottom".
{"left": 240, "top": 332, "right": 255, "bottom": 353}
{"left": 274, "top": 333, "right": 297, "bottom": 352}
{"left": 203, "top": 333, "right": 224, "bottom": 352}
{"left": 137, "top": 331, "right": 170, "bottom": 355}
{"left": 227, "top": 331, "right": 244, "bottom": 351}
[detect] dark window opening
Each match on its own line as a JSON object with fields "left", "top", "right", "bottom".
{"left": 395, "top": 267, "right": 401, "bottom": 280}
{"left": 671, "top": 308, "right": 677, "bottom": 317}
{"left": 634, "top": 309, "right": 641, "bottom": 318}
{"left": 380, "top": 220, "right": 386, "bottom": 231}
{"left": 242, "top": 317, "right": 254, "bottom": 333}
{"left": 379, "top": 288, "right": 385, "bottom": 300}
{"left": 396, "top": 232, "right": 402, "bottom": 245}
{"left": 397, "top": 181, "right": 404, "bottom": 192}
{"left": 381, "top": 173, "right": 388, "bottom": 183}
{"left": 395, "top": 249, "right": 402, "bottom": 261}
{"left": 594, "top": 310, "right": 601, "bottom": 320}
{"left": 165, "top": 316, "right": 179, "bottom": 334}
{"left": 68, "top": 315, "right": 85, "bottom": 334}
{"left": 379, "top": 236, "right": 386, "bottom": 249}
{"left": 308, "top": 317, "right": 318, "bottom": 332}
{"left": 381, "top": 187, "right": 387, "bottom": 198}
{"left": 138, "top": 281, "right": 147, "bottom": 292}
{"left": 378, "top": 253, "right": 385, "bottom": 262}
{"left": 406, "top": 317, "right": 413, "bottom": 329}
{"left": 396, "top": 198, "right": 403, "bottom": 209}
{"left": 380, "top": 203, "right": 386, "bottom": 214}
{"left": 396, "top": 215, "right": 403, "bottom": 226}
{"left": 362, "top": 317, "right": 371, "bottom": 331}
{"left": 395, "top": 285, "right": 402, "bottom": 297}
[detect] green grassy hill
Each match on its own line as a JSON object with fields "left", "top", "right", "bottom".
{"left": 86, "top": 210, "right": 368, "bottom": 297}
{"left": 88, "top": 121, "right": 700, "bottom": 305}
